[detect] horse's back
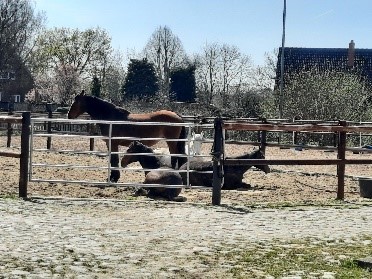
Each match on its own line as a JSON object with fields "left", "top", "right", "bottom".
{"left": 144, "top": 169, "right": 183, "bottom": 200}
{"left": 129, "top": 110, "right": 183, "bottom": 123}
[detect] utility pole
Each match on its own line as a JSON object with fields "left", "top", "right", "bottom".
{"left": 279, "top": 0, "right": 286, "bottom": 119}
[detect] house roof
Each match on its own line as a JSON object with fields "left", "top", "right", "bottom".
{"left": 276, "top": 43, "right": 372, "bottom": 86}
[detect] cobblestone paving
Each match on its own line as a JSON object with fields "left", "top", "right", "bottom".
{"left": 1, "top": 198, "right": 372, "bottom": 278}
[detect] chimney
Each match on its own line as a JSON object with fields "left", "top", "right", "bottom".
{"left": 348, "top": 40, "right": 355, "bottom": 67}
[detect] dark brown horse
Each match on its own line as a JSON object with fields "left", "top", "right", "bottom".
{"left": 179, "top": 148, "right": 270, "bottom": 189}
{"left": 121, "top": 141, "right": 184, "bottom": 201}
{"left": 67, "top": 91, "right": 187, "bottom": 182}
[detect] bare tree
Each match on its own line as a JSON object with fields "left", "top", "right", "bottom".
{"left": 0, "top": 0, "right": 45, "bottom": 98}
{"left": 143, "top": 26, "right": 188, "bottom": 95}
{"left": 0, "top": 0, "right": 45, "bottom": 68}
{"left": 31, "top": 27, "right": 113, "bottom": 103}
{"left": 195, "top": 42, "right": 255, "bottom": 108}
{"left": 33, "top": 27, "right": 112, "bottom": 78}
{"left": 193, "top": 43, "right": 219, "bottom": 104}
{"left": 254, "top": 49, "right": 278, "bottom": 91}
{"left": 99, "top": 50, "right": 126, "bottom": 104}
{"left": 220, "top": 44, "right": 254, "bottom": 104}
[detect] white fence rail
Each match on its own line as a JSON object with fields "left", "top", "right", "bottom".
{"left": 29, "top": 117, "right": 213, "bottom": 188}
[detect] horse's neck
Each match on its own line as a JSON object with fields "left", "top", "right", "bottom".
{"left": 86, "top": 97, "right": 129, "bottom": 120}
{"left": 230, "top": 151, "right": 258, "bottom": 160}
{"left": 138, "top": 155, "right": 162, "bottom": 169}
{"left": 192, "top": 141, "right": 202, "bottom": 155}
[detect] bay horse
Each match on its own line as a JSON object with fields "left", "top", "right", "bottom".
{"left": 179, "top": 148, "right": 270, "bottom": 189}
{"left": 121, "top": 141, "right": 185, "bottom": 201}
{"left": 67, "top": 91, "right": 187, "bottom": 182}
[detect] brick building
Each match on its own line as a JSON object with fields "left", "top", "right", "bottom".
{"left": 0, "top": 55, "right": 34, "bottom": 106}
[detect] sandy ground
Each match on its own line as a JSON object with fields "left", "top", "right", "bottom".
{"left": 1, "top": 134, "right": 372, "bottom": 205}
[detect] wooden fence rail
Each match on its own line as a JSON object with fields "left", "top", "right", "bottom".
{"left": 4, "top": 114, "right": 372, "bottom": 204}
{"left": 209, "top": 119, "right": 372, "bottom": 204}
{"left": 0, "top": 112, "right": 30, "bottom": 198}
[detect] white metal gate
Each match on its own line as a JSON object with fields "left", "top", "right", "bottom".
{"left": 28, "top": 117, "right": 213, "bottom": 189}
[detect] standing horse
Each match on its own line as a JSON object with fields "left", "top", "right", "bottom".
{"left": 67, "top": 91, "right": 187, "bottom": 182}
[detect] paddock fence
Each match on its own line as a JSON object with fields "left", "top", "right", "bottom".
{"left": 4, "top": 110, "right": 372, "bottom": 150}
{"left": 4, "top": 113, "right": 372, "bottom": 204}
{"left": 216, "top": 118, "right": 372, "bottom": 204}
{"left": 28, "top": 117, "right": 215, "bottom": 192}
{"left": 0, "top": 112, "right": 30, "bottom": 197}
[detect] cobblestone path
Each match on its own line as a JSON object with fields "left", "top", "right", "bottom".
{"left": 1, "top": 198, "right": 372, "bottom": 278}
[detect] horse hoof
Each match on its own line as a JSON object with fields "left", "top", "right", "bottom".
{"left": 134, "top": 188, "right": 148, "bottom": 196}
{"left": 171, "top": 196, "right": 187, "bottom": 202}
{"left": 110, "top": 171, "right": 120, "bottom": 183}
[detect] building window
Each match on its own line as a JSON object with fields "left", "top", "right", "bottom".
{"left": 0, "top": 71, "right": 15, "bottom": 80}
{"left": 14, "top": 95, "right": 21, "bottom": 103}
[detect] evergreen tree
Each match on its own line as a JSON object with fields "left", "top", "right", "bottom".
{"left": 170, "top": 66, "right": 196, "bottom": 102}
{"left": 122, "top": 59, "right": 159, "bottom": 100}
{"left": 91, "top": 76, "right": 101, "bottom": 98}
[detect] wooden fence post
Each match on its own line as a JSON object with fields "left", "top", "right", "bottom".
{"left": 46, "top": 103, "right": 52, "bottom": 149}
{"left": 212, "top": 117, "right": 223, "bottom": 205}
{"left": 89, "top": 124, "right": 95, "bottom": 151}
{"left": 337, "top": 120, "right": 347, "bottom": 200}
{"left": 260, "top": 118, "right": 267, "bottom": 155}
{"left": 6, "top": 107, "right": 13, "bottom": 148}
{"left": 19, "top": 111, "right": 31, "bottom": 198}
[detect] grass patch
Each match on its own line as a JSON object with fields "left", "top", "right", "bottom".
{"left": 212, "top": 236, "right": 372, "bottom": 278}
{"left": 0, "top": 193, "right": 19, "bottom": 199}
{"left": 242, "top": 199, "right": 371, "bottom": 210}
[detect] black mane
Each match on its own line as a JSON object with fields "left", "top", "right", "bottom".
{"left": 225, "top": 148, "right": 263, "bottom": 160}
{"left": 126, "top": 141, "right": 170, "bottom": 170}
{"left": 85, "top": 96, "right": 130, "bottom": 120}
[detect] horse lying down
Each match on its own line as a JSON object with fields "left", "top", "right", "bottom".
{"left": 121, "top": 141, "right": 185, "bottom": 202}
{"left": 179, "top": 149, "right": 270, "bottom": 189}
{"left": 123, "top": 141, "right": 270, "bottom": 191}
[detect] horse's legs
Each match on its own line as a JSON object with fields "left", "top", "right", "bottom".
{"left": 108, "top": 143, "right": 120, "bottom": 182}
{"left": 167, "top": 142, "right": 179, "bottom": 169}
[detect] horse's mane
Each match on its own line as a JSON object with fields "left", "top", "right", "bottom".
{"left": 225, "top": 149, "right": 263, "bottom": 160}
{"left": 127, "top": 141, "right": 166, "bottom": 169}
{"left": 128, "top": 141, "right": 154, "bottom": 153}
{"left": 85, "top": 95, "right": 130, "bottom": 119}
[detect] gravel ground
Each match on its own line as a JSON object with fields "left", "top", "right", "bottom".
{"left": 1, "top": 198, "right": 372, "bottom": 278}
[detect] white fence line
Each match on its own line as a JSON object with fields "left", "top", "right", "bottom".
{"left": 29, "top": 117, "right": 213, "bottom": 189}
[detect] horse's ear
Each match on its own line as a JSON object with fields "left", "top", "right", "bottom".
{"left": 80, "top": 90, "right": 85, "bottom": 96}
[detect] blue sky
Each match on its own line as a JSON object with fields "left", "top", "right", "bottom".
{"left": 34, "top": 0, "right": 372, "bottom": 65}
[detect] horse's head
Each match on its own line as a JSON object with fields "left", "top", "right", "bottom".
{"left": 67, "top": 90, "right": 87, "bottom": 119}
{"left": 121, "top": 141, "right": 154, "bottom": 168}
{"left": 252, "top": 148, "right": 270, "bottom": 174}
{"left": 192, "top": 131, "right": 204, "bottom": 140}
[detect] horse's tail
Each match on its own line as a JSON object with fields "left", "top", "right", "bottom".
{"left": 177, "top": 125, "right": 187, "bottom": 168}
